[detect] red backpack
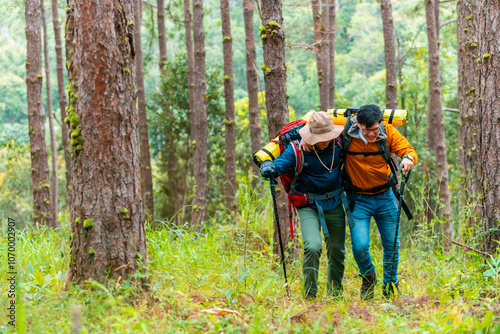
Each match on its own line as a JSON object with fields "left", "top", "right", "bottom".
{"left": 276, "top": 119, "right": 307, "bottom": 191}
{"left": 273, "top": 119, "right": 308, "bottom": 239}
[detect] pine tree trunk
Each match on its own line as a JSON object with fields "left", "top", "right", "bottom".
{"left": 65, "top": 0, "right": 147, "bottom": 284}
{"left": 157, "top": 0, "right": 168, "bottom": 68}
{"left": 435, "top": 0, "right": 440, "bottom": 44}
{"left": 51, "top": 0, "right": 72, "bottom": 193}
{"left": 425, "top": 0, "right": 451, "bottom": 242}
{"left": 457, "top": 0, "right": 500, "bottom": 253}
{"left": 191, "top": 0, "right": 208, "bottom": 229}
{"left": 184, "top": 0, "right": 195, "bottom": 110}
{"left": 134, "top": 0, "right": 155, "bottom": 221}
{"left": 312, "top": 0, "right": 329, "bottom": 110}
{"left": 243, "top": 0, "right": 262, "bottom": 184}
{"left": 327, "top": 0, "right": 335, "bottom": 108}
{"left": 25, "top": 0, "right": 52, "bottom": 226}
{"left": 380, "top": 0, "right": 398, "bottom": 109}
{"left": 220, "top": 0, "right": 237, "bottom": 214}
{"left": 183, "top": 0, "right": 195, "bottom": 220}
{"left": 260, "top": 0, "right": 294, "bottom": 259}
{"left": 426, "top": 3, "right": 437, "bottom": 150}
{"left": 41, "top": 2, "right": 58, "bottom": 228}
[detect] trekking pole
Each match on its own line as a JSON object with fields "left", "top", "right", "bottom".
{"left": 389, "top": 169, "right": 411, "bottom": 285}
{"left": 269, "top": 178, "right": 289, "bottom": 289}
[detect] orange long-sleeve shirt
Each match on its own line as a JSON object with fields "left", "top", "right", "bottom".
{"left": 344, "top": 120, "right": 418, "bottom": 194}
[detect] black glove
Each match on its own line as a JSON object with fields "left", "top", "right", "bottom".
{"left": 281, "top": 125, "right": 303, "bottom": 147}
{"left": 260, "top": 160, "right": 276, "bottom": 179}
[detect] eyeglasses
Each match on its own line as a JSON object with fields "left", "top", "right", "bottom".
{"left": 359, "top": 125, "right": 381, "bottom": 134}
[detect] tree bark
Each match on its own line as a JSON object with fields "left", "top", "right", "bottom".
{"left": 41, "top": 1, "right": 58, "bottom": 228}
{"left": 425, "top": 0, "right": 451, "bottom": 242}
{"left": 183, "top": 0, "right": 195, "bottom": 112}
{"left": 182, "top": 0, "right": 195, "bottom": 221}
{"left": 312, "top": 0, "right": 329, "bottom": 110}
{"left": 327, "top": 0, "right": 335, "bottom": 108}
{"left": 134, "top": 0, "right": 155, "bottom": 221}
{"left": 220, "top": 0, "right": 237, "bottom": 214}
{"left": 25, "top": 0, "right": 52, "bottom": 226}
{"left": 51, "top": 0, "right": 72, "bottom": 193}
{"left": 191, "top": 0, "right": 208, "bottom": 229}
{"left": 380, "top": 0, "right": 398, "bottom": 109}
{"left": 260, "top": 0, "right": 293, "bottom": 258}
{"left": 243, "top": 0, "right": 262, "bottom": 184}
{"left": 457, "top": 0, "right": 500, "bottom": 252}
{"left": 435, "top": 0, "right": 440, "bottom": 43}
{"left": 65, "top": 0, "right": 147, "bottom": 284}
{"left": 157, "top": 0, "right": 168, "bottom": 68}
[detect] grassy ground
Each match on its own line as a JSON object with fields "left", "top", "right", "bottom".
{"left": 1, "top": 186, "right": 499, "bottom": 333}
{"left": 1, "top": 222, "right": 499, "bottom": 333}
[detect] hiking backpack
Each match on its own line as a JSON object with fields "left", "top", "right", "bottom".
{"left": 270, "top": 119, "right": 343, "bottom": 239}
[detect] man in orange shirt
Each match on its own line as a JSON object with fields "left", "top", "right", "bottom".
{"left": 342, "top": 104, "right": 417, "bottom": 299}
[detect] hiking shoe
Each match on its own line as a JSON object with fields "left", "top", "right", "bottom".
{"left": 382, "top": 282, "right": 400, "bottom": 299}
{"left": 360, "top": 272, "right": 377, "bottom": 300}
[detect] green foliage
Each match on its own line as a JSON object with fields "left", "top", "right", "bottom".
{"left": 0, "top": 139, "right": 33, "bottom": 226}
{"left": 147, "top": 52, "right": 225, "bottom": 222}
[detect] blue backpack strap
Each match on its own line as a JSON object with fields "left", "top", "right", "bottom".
{"left": 308, "top": 188, "right": 343, "bottom": 239}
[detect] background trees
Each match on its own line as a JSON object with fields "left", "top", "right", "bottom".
{"left": 190, "top": 0, "right": 209, "bottom": 229}
{"left": 1, "top": 0, "right": 496, "bottom": 263}
{"left": 220, "top": 0, "right": 237, "bottom": 214}
{"left": 134, "top": 0, "right": 155, "bottom": 220}
{"left": 41, "top": 0, "right": 58, "bottom": 228}
{"left": 425, "top": 0, "right": 451, "bottom": 246}
{"left": 25, "top": 0, "right": 52, "bottom": 226}
{"left": 243, "top": 0, "right": 262, "bottom": 184}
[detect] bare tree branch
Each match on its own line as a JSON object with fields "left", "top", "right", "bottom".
{"left": 440, "top": 18, "right": 456, "bottom": 28}
{"left": 142, "top": 0, "right": 157, "bottom": 8}
{"left": 443, "top": 107, "right": 459, "bottom": 113}
{"left": 451, "top": 241, "right": 494, "bottom": 258}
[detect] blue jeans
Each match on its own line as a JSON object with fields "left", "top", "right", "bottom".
{"left": 349, "top": 189, "right": 399, "bottom": 284}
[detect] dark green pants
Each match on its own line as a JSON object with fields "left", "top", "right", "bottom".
{"left": 298, "top": 205, "right": 346, "bottom": 297}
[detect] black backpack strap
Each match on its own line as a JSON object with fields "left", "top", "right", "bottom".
{"left": 388, "top": 108, "right": 396, "bottom": 124}
{"left": 290, "top": 140, "right": 304, "bottom": 189}
{"left": 345, "top": 150, "right": 383, "bottom": 156}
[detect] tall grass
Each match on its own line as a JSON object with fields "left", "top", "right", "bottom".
{"left": 1, "top": 179, "right": 499, "bottom": 333}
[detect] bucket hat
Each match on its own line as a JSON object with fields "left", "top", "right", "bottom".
{"left": 299, "top": 111, "right": 344, "bottom": 145}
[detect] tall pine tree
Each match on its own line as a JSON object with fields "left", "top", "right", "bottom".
{"left": 220, "top": 0, "right": 237, "bottom": 214}
{"left": 65, "top": 0, "right": 147, "bottom": 283}
{"left": 457, "top": 0, "right": 500, "bottom": 252}
{"left": 25, "top": 0, "right": 52, "bottom": 226}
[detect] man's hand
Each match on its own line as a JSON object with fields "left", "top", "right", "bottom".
{"left": 281, "top": 126, "right": 302, "bottom": 147}
{"left": 400, "top": 157, "right": 414, "bottom": 173}
{"left": 299, "top": 140, "right": 314, "bottom": 152}
{"left": 260, "top": 160, "right": 276, "bottom": 179}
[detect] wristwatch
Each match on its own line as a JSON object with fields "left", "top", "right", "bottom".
{"left": 402, "top": 155, "right": 414, "bottom": 163}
